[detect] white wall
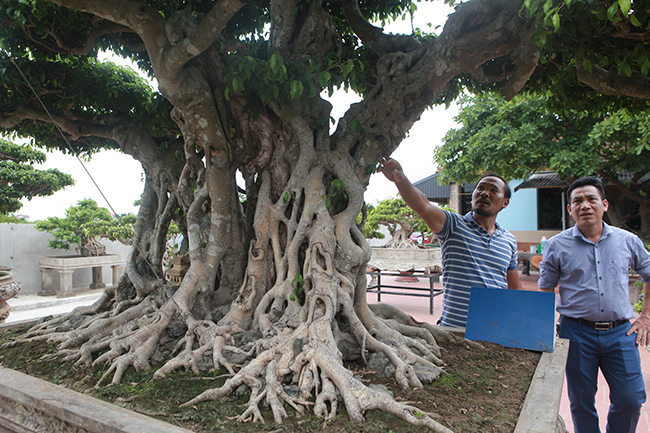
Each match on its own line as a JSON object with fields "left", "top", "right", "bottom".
{"left": 0, "top": 224, "right": 131, "bottom": 296}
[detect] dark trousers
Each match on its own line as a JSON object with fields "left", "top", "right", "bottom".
{"left": 559, "top": 316, "right": 646, "bottom": 433}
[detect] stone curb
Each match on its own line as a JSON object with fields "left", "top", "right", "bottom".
{"left": 514, "top": 338, "right": 569, "bottom": 433}
{"left": 0, "top": 367, "right": 192, "bottom": 433}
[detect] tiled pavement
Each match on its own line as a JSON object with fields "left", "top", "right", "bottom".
{"left": 364, "top": 270, "right": 650, "bottom": 433}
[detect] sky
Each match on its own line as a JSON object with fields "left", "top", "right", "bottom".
{"left": 16, "top": 1, "right": 458, "bottom": 221}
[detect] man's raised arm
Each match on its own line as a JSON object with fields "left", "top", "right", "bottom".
{"left": 380, "top": 157, "right": 447, "bottom": 233}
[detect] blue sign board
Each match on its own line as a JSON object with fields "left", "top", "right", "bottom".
{"left": 465, "top": 287, "right": 556, "bottom": 352}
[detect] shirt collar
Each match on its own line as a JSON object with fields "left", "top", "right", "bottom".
{"left": 570, "top": 221, "right": 612, "bottom": 243}
{"left": 464, "top": 212, "right": 505, "bottom": 235}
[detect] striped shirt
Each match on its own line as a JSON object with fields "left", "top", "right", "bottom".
{"left": 436, "top": 211, "right": 518, "bottom": 328}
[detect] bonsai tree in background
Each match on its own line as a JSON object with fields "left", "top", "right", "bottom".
{"left": 366, "top": 197, "right": 433, "bottom": 248}
{"left": 0, "top": 139, "right": 73, "bottom": 215}
{"left": 36, "top": 199, "right": 135, "bottom": 256}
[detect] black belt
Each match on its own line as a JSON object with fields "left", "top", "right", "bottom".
{"left": 565, "top": 316, "right": 629, "bottom": 330}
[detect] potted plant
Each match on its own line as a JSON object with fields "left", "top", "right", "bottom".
{"left": 36, "top": 199, "right": 135, "bottom": 256}
{"left": 0, "top": 266, "right": 21, "bottom": 323}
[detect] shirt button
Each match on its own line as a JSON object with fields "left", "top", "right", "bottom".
{"left": 599, "top": 276, "right": 602, "bottom": 280}
{"left": 601, "top": 293, "right": 604, "bottom": 296}
{"left": 597, "top": 261, "right": 600, "bottom": 264}
{"left": 601, "top": 309, "right": 604, "bottom": 312}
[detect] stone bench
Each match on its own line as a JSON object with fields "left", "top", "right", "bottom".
{"left": 39, "top": 255, "right": 125, "bottom": 298}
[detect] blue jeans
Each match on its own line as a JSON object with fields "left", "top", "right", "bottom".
{"left": 559, "top": 316, "right": 646, "bottom": 433}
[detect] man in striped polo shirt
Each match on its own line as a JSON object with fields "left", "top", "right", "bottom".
{"left": 381, "top": 157, "right": 522, "bottom": 328}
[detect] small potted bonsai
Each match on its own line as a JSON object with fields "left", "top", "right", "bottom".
{"left": 36, "top": 199, "right": 135, "bottom": 256}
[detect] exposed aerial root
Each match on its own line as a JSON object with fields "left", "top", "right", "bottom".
{"left": 368, "top": 303, "right": 457, "bottom": 343}
{"left": 11, "top": 287, "right": 118, "bottom": 341}
{"left": 367, "top": 302, "right": 485, "bottom": 350}
{"left": 173, "top": 261, "right": 451, "bottom": 431}
{"left": 179, "top": 312, "right": 452, "bottom": 432}
{"left": 153, "top": 321, "right": 248, "bottom": 378}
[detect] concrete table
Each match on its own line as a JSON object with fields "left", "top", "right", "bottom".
{"left": 39, "top": 255, "right": 125, "bottom": 298}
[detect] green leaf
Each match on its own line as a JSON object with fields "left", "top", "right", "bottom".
{"left": 283, "top": 192, "right": 289, "bottom": 202}
{"left": 642, "top": 59, "right": 650, "bottom": 76}
{"left": 619, "top": 0, "right": 631, "bottom": 16}
{"left": 565, "top": 0, "right": 572, "bottom": 8}
{"left": 290, "top": 293, "right": 296, "bottom": 302}
{"left": 270, "top": 53, "right": 278, "bottom": 71}
{"left": 619, "top": 60, "right": 632, "bottom": 77}
{"left": 290, "top": 80, "right": 304, "bottom": 99}
{"left": 582, "top": 58, "right": 592, "bottom": 72}
{"left": 607, "top": 2, "right": 619, "bottom": 21}
{"left": 552, "top": 12, "right": 560, "bottom": 31}
{"left": 631, "top": 13, "right": 641, "bottom": 27}
{"left": 319, "top": 71, "right": 331, "bottom": 87}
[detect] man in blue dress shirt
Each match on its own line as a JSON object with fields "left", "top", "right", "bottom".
{"left": 539, "top": 176, "right": 650, "bottom": 433}
{"left": 381, "top": 157, "right": 522, "bottom": 328}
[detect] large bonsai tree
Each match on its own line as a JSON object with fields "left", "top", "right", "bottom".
{"left": 3, "top": 0, "right": 650, "bottom": 429}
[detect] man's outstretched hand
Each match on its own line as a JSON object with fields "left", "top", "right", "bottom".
{"left": 380, "top": 157, "right": 405, "bottom": 183}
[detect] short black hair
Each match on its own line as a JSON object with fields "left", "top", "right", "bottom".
{"left": 477, "top": 172, "right": 511, "bottom": 199}
{"left": 567, "top": 176, "right": 606, "bottom": 201}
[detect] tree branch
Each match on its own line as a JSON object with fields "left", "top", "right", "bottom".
{"left": 597, "top": 169, "right": 650, "bottom": 205}
{"left": 21, "top": 14, "right": 136, "bottom": 56}
{"left": 501, "top": 22, "right": 539, "bottom": 100}
{"left": 163, "top": 0, "right": 246, "bottom": 71}
{"left": 577, "top": 62, "right": 650, "bottom": 99}
{"left": 341, "top": 0, "right": 421, "bottom": 55}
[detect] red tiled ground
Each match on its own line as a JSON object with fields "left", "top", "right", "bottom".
{"left": 366, "top": 271, "right": 650, "bottom": 432}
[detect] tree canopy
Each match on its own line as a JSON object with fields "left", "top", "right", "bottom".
{"left": 0, "top": 138, "right": 74, "bottom": 214}
{"left": 5, "top": 0, "right": 650, "bottom": 429}
{"left": 434, "top": 92, "right": 650, "bottom": 242}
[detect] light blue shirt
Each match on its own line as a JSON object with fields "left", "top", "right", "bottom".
{"left": 538, "top": 223, "right": 650, "bottom": 321}
{"left": 436, "top": 211, "right": 518, "bottom": 328}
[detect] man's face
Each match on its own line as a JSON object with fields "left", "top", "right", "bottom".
{"left": 471, "top": 176, "right": 509, "bottom": 217}
{"left": 568, "top": 185, "right": 609, "bottom": 228}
